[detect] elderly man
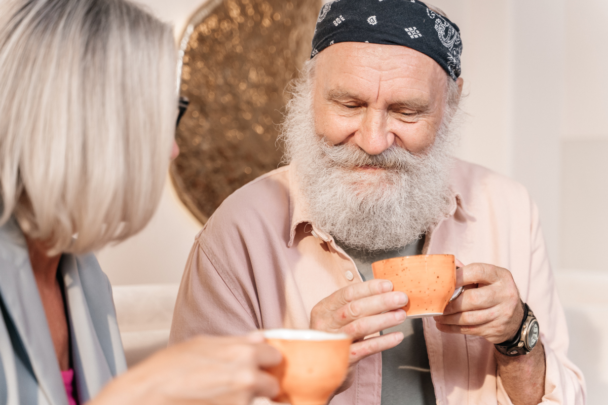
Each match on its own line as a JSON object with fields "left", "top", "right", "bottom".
{"left": 170, "top": 1, "right": 585, "bottom": 404}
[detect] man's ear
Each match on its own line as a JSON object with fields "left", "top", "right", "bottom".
{"left": 456, "top": 77, "right": 464, "bottom": 98}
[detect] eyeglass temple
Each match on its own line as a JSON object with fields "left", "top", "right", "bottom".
{"left": 177, "top": 96, "right": 190, "bottom": 128}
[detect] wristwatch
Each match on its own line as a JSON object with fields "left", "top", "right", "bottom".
{"left": 495, "top": 302, "right": 540, "bottom": 357}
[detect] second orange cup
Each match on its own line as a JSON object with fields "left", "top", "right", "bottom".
{"left": 263, "top": 329, "right": 351, "bottom": 405}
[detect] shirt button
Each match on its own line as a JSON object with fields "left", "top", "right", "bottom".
{"left": 345, "top": 271, "right": 354, "bottom": 281}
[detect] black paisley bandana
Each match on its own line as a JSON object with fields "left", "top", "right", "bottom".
{"left": 311, "top": 0, "right": 463, "bottom": 80}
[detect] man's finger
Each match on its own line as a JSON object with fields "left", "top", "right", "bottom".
{"left": 329, "top": 291, "right": 408, "bottom": 328}
{"left": 323, "top": 279, "right": 395, "bottom": 312}
{"left": 341, "top": 310, "right": 406, "bottom": 340}
{"left": 435, "top": 320, "right": 511, "bottom": 343}
{"left": 348, "top": 332, "right": 404, "bottom": 364}
{"left": 442, "top": 287, "right": 498, "bottom": 315}
{"left": 434, "top": 308, "right": 497, "bottom": 326}
{"left": 461, "top": 263, "right": 502, "bottom": 286}
{"left": 434, "top": 320, "right": 490, "bottom": 337}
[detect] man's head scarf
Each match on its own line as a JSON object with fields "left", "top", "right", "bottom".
{"left": 311, "top": 0, "right": 463, "bottom": 80}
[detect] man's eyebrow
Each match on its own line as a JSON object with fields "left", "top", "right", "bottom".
{"left": 326, "top": 89, "right": 362, "bottom": 101}
{"left": 326, "top": 88, "right": 431, "bottom": 110}
{"left": 390, "top": 99, "right": 431, "bottom": 110}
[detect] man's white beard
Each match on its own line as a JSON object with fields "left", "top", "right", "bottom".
{"left": 281, "top": 65, "right": 461, "bottom": 253}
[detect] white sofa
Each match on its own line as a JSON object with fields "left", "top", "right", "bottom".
{"left": 112, "top": 270, "right": 608, "bottom": 404}
{"left": 112, "top": 284, "right": 179, "bottom": 366}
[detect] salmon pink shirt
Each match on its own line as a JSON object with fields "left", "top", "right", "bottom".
{"left": 170, "top": 160, "right": 586, "bottom": 405}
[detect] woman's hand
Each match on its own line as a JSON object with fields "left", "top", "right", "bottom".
{"left": 90, "top": 333, "right": 281, "bottom": 405}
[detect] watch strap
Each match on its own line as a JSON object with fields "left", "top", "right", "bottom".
{"left": 495, "top": 302, "right": 532, "bottom": 357}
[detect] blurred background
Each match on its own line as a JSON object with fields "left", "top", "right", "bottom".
{"left": 95, "top": 0, "right": 608, "bottom": 402}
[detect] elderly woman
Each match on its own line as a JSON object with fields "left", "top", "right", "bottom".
{"left": 0, "top": 0, "right": 279, "bottom": 404}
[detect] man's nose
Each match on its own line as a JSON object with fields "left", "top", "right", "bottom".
{"left": 355, "top": 108, "right": 394, "bottom": 155}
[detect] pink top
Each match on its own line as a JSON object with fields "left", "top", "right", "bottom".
{"left": 61, "top": 369, "right": 78, "bottom": 405}
{"left": 170, "top": 161, "right": 586, "bottom": 404}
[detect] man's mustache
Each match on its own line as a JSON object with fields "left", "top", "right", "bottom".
{"left": 318, "top": 138, "right": 424, "bottom": 171}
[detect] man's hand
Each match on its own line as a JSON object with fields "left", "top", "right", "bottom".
{"left": 434, "top": 262, "right": 546, "bottom": 405}
{"left": 434, "top": 263, "right": 524, "bottom": 344}
{"left": 310, "top": 279, "right": 407, "bottom": 365}
{"left": 90, "top": 333, "right": 281, "bottom": 405}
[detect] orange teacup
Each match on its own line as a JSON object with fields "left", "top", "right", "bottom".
{"left": 372, "top": 254, "right": 462, "bottom": 318}
{"left": 263, "top": 329, "right": 352, "bottom": 405}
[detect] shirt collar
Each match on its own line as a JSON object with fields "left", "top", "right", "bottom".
{"left": 287, "top": 163, "right": 475, "bottom": 248}
{"left": 288, "top": 165, "right": 327, "bottom": 247}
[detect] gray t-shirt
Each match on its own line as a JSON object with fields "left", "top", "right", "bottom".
{"left": 337, "top": 237, "right": 436, "bottom": 405}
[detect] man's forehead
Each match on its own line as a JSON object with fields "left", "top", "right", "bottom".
{"left": 321, "top": 41, "right": 434, "bottom": 60}
{"left": 315, "top": 42, "right": 447, "bottom": 98}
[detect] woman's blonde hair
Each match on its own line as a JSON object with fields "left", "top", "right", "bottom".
{"left": 0, "top": 0, "right": 177, "bottom": 255}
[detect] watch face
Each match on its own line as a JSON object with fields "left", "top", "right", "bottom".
{"left": 526, "top": 320, "right": 540, "bottom": 349}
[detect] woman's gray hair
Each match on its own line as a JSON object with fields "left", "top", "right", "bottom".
{"left": 0, "top": 0, "right": 177, "bottom": 254}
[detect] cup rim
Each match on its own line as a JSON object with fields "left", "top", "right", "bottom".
{"left": 372, "top": 253, "right": 455, "bottom": 267}
{"left": 263, "top": 329, "right": 350, "bottom": 341}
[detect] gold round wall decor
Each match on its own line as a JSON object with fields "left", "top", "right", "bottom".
{"left": 171, "top": 0, "right": 320, "bottom": 224}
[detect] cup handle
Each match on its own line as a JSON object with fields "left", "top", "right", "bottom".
{"left": 450, "top": 286, "right": 464, "bottom": 302}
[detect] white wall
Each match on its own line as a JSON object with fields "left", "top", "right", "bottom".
{"left": 509, "top": 0, "right": 564, "bottom": 269}
{"left": 137, "top": 0, "right": 205, "bottom": 36}
{"left": 559, "top": 0, "right": 608, "bottom": 271}
{"left": 431, "top": 0, "right": 511, "bottom": 176}
{"left": 562, "top": 0, "right": 608, "bottom": 141}
{"left": 429, "top": 0, "right": 564, "bottom": 267}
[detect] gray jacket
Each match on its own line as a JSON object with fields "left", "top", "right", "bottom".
{"left": 0, "top": 218, "right": 126, "bottom": 405}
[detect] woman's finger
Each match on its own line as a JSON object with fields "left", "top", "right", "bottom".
{"left": 253, "top": 343, "right": 282, "bottom": 368}
{"left": 246, "top": 331, "right": 266, "bottom": 344}
{"left": 252, "top": 371, "right": 281, "bottom": 399}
